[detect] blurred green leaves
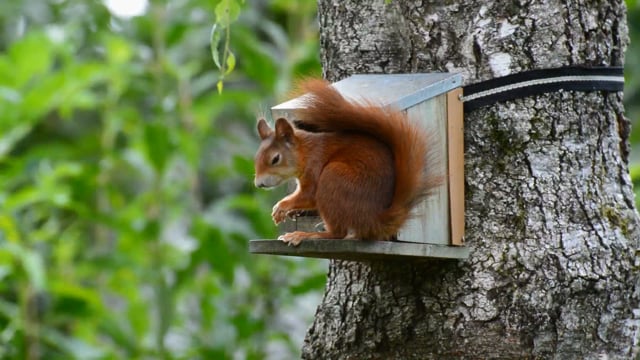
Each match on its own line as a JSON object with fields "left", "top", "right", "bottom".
{"left": 211, "top": 0, "right": 242, "bottom": 93}
{"left": 627, "top": 0, "right": 640, "bottom": 206}
{"left": 0, "top": 0, "right": 323, "bottom": 359}
{"left": 4, "top": 1, "right": 636, "bottom": 359}
{"left": 143, "top": 122, "right": 173, "bottom": 174}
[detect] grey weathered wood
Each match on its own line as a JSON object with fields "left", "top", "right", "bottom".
{"left": 302, "top": 0, "right": 640, "bottom": 359}
{"left": 397, "top": 94, "right": 449, "bottom": 245}
{"left": 250, "top": 239, "right": 470, "bottom": 261}
{"left": 280, "top": 215, "right": 323, "bottom": 233}
{"left": 272, "top": 73, "right": 462, "bottom": 113}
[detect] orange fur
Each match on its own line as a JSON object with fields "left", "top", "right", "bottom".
{"left": 254, "top": 79, "right": 441, "bottom": 246}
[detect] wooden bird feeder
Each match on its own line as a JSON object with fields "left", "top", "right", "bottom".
{"left": 250, "top": 73, "right": 469, "bottom": 261}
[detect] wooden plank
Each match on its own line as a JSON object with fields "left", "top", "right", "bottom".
{"left": 271, "top": 108, "right": 296, "bottom": 122}
{"left": 447, "top": 88, "right": 465, "bottom": 246}
{"left": 272, "top": 73, "right": 463, "bottom": 113}
{"left": 398, "top": 95, "right": 449, "bottom": 245}
{"left": 281, "top": 215, "right": 323, "bottom": 232}
{"left": 249, "top": 239, "right": 470, "bottom": 261}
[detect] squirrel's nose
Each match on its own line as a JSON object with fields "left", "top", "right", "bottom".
{"left": 254, "top": 177, "right": 266, "bottom": 188}
{"left": 255, "top": 175, "right": 279, "bottom": 189}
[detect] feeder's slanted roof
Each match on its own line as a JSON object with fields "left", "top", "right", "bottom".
{"left": 273, "top": 73, "right": 463, "bottom": 112}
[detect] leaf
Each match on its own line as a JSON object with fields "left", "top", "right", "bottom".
{"left": 0, "top": 86, "right": 21, "bottom": 104}
{"left": 143, "top": 122, "right": 173, "bottom": 174}
{"left": 99, "top": 316, "right": 139, "bottom": 354}
{"left": 211, "top": 0, "right": 241, "bottom": 94}
{"left": 0, "top": 265, "right": 11, "bottom": 282}
{"left": 41, "top": 327, "right": 106, "bottom": 359}
{"left": 232, "top": 155, "right": 253, "bottom": 177}
{"left": 210, "top": 24, "right": 224, "bottom": 69}
{"left": 0, "top": 124, "right": 32, "bottom": 161}
{"left": 230, "top": 26, "right": 279, "bottom": 90}
{"left": 20, "top": 71, "right": 67, "bottom": 119}
{"left": 103, "top": 35, "right": 133, "bottom": 64}
{"left": 290, "top": 273, "right": 327, "bottom": 295}
{"left": 22, "top": 251, "right": 46, "bottom": 291}
{"left": 189, "top": 219, "right": 235, "bottom": 283}
{"left": 0, "top": 215, "right": 20, "bottom": 243}
{"left": 50, "top": 281, "right": 102, "bottom": 314}
{"left": 225, "top": 51, "right": 236, "bottom": 75}
{"left": 8, "top": 32, "right": 55, "bottom": 87}
{"left": 630, "top": 164, "right": 640, "bottom": 185}
{"left": 4, "top": 243, "right": 46, "bottom": 291}
{"left": 0, "top": 298, "right": 18, "bottom": 319}
{"left": 215, "top": 0, "right": 242, "bottom": 28}
{"left": 3, "top": 186, "right": 41, "bottom": 211}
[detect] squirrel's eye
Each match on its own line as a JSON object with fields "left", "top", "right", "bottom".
{"left": 271, "top": 154, "right": 280, "bottom": 165}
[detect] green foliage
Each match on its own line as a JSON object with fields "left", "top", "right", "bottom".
{"left": 0, "top": 0, "right": 323, "bottom": 359}
{"left": 627, "top": 0, "right": 640, "bottom": 206}
{"left": 1, "top": 1, "right": 639, "bottom": 358}
{"left": 210, "top": 0, "right": 242, "bottom": 93}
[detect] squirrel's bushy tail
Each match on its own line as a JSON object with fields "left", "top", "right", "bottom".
{"left": 295, "top": 79, "right": 442, "bottom": 239}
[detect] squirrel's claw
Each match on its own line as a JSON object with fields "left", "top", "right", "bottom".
{"left": 271, "top": 204, "right": 287, "bottom": 225}
{"left": 272, "top": 203, "right": 304, "bottom": 225}
{"left": 279, "top": 232, "right": 303, "bottom": 246}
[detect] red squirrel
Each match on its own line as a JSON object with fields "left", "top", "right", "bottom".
{"left": 254, "top": 79, "right": 441, "bottom": 246}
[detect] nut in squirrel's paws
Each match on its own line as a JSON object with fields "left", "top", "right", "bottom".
{"left": 278, "top": 232, "right": 304, "bottom": 246}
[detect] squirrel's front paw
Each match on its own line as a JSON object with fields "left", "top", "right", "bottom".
{"left": 272, "top": 203, "right": 303, "bottom": 225}
{"left": 272, "top": 203, "right": 288, "bottom": 224}
{"left": 278, "top": 232, "right": 304, "bottom": 246}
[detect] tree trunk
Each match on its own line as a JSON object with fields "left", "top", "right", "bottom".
{"left": 302, "top": 0, "right": 640, "bottom": 358}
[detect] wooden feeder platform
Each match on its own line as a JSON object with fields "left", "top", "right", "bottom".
{"left": 251, "top": 73, "right": 469, "bottom": 262}
{"left": 249, "top": 239, "right": 470, "bottom": 261}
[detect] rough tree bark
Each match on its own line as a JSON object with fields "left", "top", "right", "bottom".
{"left": 301, "top": 0, "right": 640, "bottom": 359}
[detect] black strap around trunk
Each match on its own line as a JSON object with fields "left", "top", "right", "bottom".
{"left": 461, "top": 66, "right": 624, "bottom": 113}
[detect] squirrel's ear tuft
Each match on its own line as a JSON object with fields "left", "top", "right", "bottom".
{"left": 274, "top": 118, "right": 294, "bottom": 143}
{"left": 257, "top": 118, "right": 273, "bottom": 140}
